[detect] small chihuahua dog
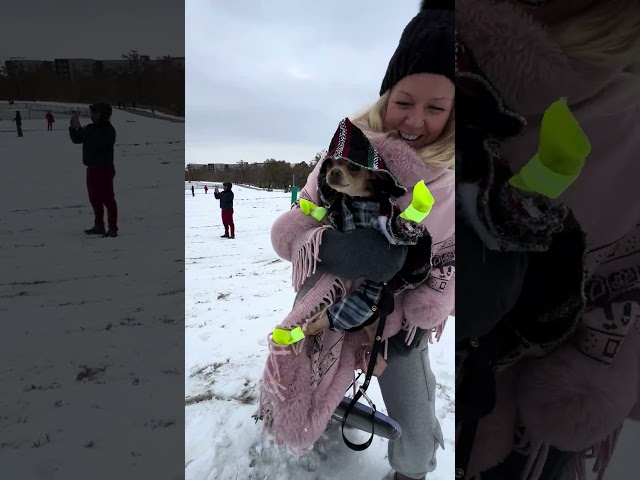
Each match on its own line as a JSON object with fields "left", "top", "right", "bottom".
{"left": 324, "top": 157, "right": 380, "bottom": 198}
{"left": 304, "top": 156, "right": 390, "bottom": 339}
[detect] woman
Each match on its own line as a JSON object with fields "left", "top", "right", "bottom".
{"left": 455, "top": 0, "right": 640, "bottom": 478}
{"left": 267, "top": 2, "right": 455, "bottom": 479}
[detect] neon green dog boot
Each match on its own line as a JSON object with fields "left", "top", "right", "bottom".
{"left": 509, "top": 98, "right": 591, "bottom": 199}
{"left": 299, "top": 198, "right": 328, "bottom": 222}
{"left": 272, "top": 326, "right": 306, "bottom": 345}
{"left": 399, "top": 180, "right": 435, "bottom": 222}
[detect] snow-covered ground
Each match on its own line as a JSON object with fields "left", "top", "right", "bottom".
{"left": 185, "top": 187, "right": 455, "bottom": 480}
{"left": 129, "top": 107, "right": 185, "bottom": 122}
{"left": 0, "top": 101, "right": 183, "bottom": 124}
{"left": 4, "top": 98, "right": 635, "bottom": 480}
{"left": 0, "top": 103, "right": 185, "bottom": 480}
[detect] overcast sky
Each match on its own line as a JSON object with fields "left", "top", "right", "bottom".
{"left": 186, "top": 0, "right": 420, "bottom": 165}
{"left": 0, "top": 0, "right": 184, "bottom": 64}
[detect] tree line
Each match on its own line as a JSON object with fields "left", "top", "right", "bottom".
{"left": 0, "top": 51, "right": 184, "bottom": 116}
{"left": 185, "top": 153, "right": 325, "bottom": 190}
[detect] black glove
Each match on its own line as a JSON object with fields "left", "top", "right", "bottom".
{"left": 316, "top": 228, "right": 408, "bottom": 282}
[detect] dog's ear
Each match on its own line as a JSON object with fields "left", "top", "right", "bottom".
{"left": 366, "top": 172, "right": 389, "bottom": 195}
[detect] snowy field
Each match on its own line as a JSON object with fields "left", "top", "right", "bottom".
{"left": 185, "top": 187, "right": 456, "bottom": 480}
{"left": 3, "top": 97, "right": 636, "bottom": 480}
{"left": 0, "top": 102, "right": 185, "bottom": 479}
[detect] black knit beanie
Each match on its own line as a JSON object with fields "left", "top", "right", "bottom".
{"left": 380, "top": 0, "right": 454, "bottom": 96}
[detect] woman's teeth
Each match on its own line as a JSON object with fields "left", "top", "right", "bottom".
{"left": 399, "top": 132, "right": 422, "bottom": 141}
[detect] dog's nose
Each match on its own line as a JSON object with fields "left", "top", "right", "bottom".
{"left": 329, "top": 169, "right": 341, "bottom": 182}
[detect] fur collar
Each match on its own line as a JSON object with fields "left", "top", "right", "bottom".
{"left": 456, "top": 0, "right": 637, "bottom": 119}
{"left": 356, "top": 126, "right": 453, "bottom": 191}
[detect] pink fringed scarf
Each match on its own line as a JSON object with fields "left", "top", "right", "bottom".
{"left": 291, "top": 225, "right": 332, "bottom": 293}
{"left": 509, "top": 425, "right": 624, "bottom": 480}
{"left": 257, "top": 221, "right": 402, "bottom": 453}
{"left": 257, "top": 270, "right": 373, "bottom": 454}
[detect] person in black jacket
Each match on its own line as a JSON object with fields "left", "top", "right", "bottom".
{"left": 214, "top": 182, "right": 234, "bottom": 238}
{"left": 69, "top": 103, "right": 118, "bottom": 237}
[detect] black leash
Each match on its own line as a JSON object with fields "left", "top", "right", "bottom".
{"left": 339, "top": 280, "right": 396, "bottom": 451}
{"left": 340, "top": 311, "right": 388, "bottom": 451}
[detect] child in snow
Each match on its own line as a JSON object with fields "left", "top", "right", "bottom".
{"left": 69, "top": 103, "right": 118, "bottom": 237}
{"left": 45, "top": 111, "right": 55, "bottom": 131}
{"left": 12, "top": 111, "right": 23, "bottom": 137}
{"left": 214, "top": 182, "right": 235, "bottom": 239}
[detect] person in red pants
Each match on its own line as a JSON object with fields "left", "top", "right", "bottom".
{"left": 45, "top": 111, "right": 55, "bottom": 131}
{"left": 214, "top": 182, "right": 235, "bottom": 239}
{"left": 69, "top": 103, "right": 118, "bottom": 237}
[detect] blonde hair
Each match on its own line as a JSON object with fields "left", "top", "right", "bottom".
{"left": 549, "top": 0, "right": 640, "bottom": 76}
{"left": 351, "top": 90, "right": 455, "bottom": 170}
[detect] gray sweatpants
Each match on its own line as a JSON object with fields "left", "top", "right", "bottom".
{"left": 295, "top": 275, "right": 443, "bottom": 477}
{"left": 378, "top": 336, "right": 444, "bottom": 479}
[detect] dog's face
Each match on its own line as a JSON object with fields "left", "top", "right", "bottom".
{"left": 324, "top": 157, "right": 379, "bottom": 198}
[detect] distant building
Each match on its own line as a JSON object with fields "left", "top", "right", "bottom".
{"left": 161, "top": 57, "right": 185, "bottom": 69}
{"left": 6, "top": 56, "right": 184, "bottom": 80}
{"left": 186, "top": 164, "right": 207, "bottom": 171}
{"left": 207, "top": 163, "right": 251, "bottom": 172}
{"left": 54, "top": 59, "right": 95, "bottom": 80}
{"left": 5, "top": 59, "right": 52, "bottom": 76}
{"left": 96, "top": 60, "right": 131, "bottom": 75}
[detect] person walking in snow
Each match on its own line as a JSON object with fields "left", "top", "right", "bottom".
{"left": 69, "top": 103, "right": 119, "bottom": 237}
{"left": 191, "top": 185, "right": 195, "bottom": 197}
{"left": 214, "top": 182, "right": 235, "bottom": 239}
{"left": 12, "top": 111, "right": 23, "bottom": 137}
{"left": 265, "top": 3, "right": 454, "bottom": 479}
{"left": 204, "top": 185, "right": 208, "bottom": 194}
{"left": 45, "top": 111, "right": 55, "bottom": 131}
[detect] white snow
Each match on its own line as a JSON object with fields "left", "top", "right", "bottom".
{"left": 185, "top": 187, "right": 456, "bottom": 480}
{"left": 131, "top": 107, "right": 185, "bottom": 121}
{"left": 2, "top": 99, "right": 638, "bottom": 480}
{"left": 0, "top": 103, "right": 185, "bottom": 480}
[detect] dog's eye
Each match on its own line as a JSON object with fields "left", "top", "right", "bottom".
{"left": 348, "top": 163, "right": 361, "bottom": 172}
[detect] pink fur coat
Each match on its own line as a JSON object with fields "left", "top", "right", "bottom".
{"left": 256, "top": 128, "right": 455, "bottom": 453}
{"left": 457, "top": 0, "right": 640, "bottom": 478}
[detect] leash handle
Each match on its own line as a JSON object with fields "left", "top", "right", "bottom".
{"left": 341, "top": 310, "right": 387, "bottom": 451}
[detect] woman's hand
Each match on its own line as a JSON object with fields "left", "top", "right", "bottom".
{"left": 360, "top": 326, "right": 386, "bottom": 376}
{"left": 373, "top": 353, "right": 387, "bottom": 377}
{"left": 362, "top": 324, "right": 377, "bottom": 346}
{"left": 317, "top": 228, "right": 408, "bottom": 282}
{"left": 305, "top": 312, "right": 330, "bottom": 336}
